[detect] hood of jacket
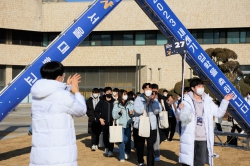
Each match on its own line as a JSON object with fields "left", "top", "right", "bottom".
{"left": 31, "top": 79, "right": 67, "bottom": 99}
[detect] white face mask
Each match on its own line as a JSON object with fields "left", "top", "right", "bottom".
{"left": 61, "top": 73, "right": 65, "bottom": 83}
{"left": 93, "top": 93, "right": 99, "bottom": 98}
{"left": 122, "top": 95, "right": 128, "bottom": 100}
{"left": 163, "top": 93, "right": 168, "bottom": 97}
{"left": 145, "top": 90, "right": 152, "bottom": 97}
{"left": 112, "top": 92, "right": 117, "bottom": 96}
{"left": 195, "top": 87, "right": 204, "bottom": 96}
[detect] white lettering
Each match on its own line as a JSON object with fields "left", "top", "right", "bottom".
{"left": 235, "top": 97, "right": 243, "bottom": 107}
{"left": 42, "top": 57, "right": 51, "bottom": 64}
{"left": 163, "top": 11, "right": 170, "bottom": 19}
{"left": 210, "top": 68, "right": 218, "bottom": 77}
{"left": 177, "top": 28, "right": 186, "bottom": 39}
{"left": 169, "top": 19, "right": 176, "bottom": 26}
{"left": 157, "top": 3, "right": 163, "bottom": 11}
{"left": 218, "top": 78, "right": 226, "bottom": 86}
{"left": 88, "top": 13, "right": 99, "bottom": 24}
{"left": 73, "top": 27, "right": 84, "bottom": 39}
{"left": 24, "top": 73, "right": 38, "bottom": 86}
{"left": 241, "top": 104, "right": 249, "bottom": 114}
{"left": 57, "top": 41, "right": 70, "bottom": 54}
{"left": 198, "top": 53, "right": 206, "bottom": 63}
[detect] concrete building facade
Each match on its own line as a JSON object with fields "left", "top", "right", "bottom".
{"left": 0, "top": 0, "right": 250, "bottom": 101}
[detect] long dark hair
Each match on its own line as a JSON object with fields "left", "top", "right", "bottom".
{"left": 118, "top": 89, "right": 128, "bottom": 106}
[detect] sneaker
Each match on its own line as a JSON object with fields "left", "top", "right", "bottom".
{"left": 155, "top": 157, "right": 160, "bottom": 162}
{"left": 120, "top": 159, "right": 125, "bottom": 162}
{"left": 108, "top": 151, "right": 114, "bottom": 157}
{"left": 240, "top": 130, "right": 245, "bottom": 134}
{"left": 103, "top": 148, "right": 108, "bottom": 155}
{"left": 213, "top": 153, "right": 219, "bottom": 158}
{"left": 95, "top": 145, "right": 98, "bottom": 150}
{"left": 138, "top": 163, "right": 144, "bottom": 166}
{"left": 125, "top": 153, "right": 129, "bottom": 160}
{"left": 91, "top": 145, "right": 96, "bottom": 151}
{"left": 28, "top": 131, "right": 32, "bottom": 136}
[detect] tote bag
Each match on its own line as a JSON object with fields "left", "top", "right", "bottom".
{"left": 138, "top": 110, "right": 150, "bottom": 137}
{"left": 158, "top": 99, "right": 169, "bottom": 129}
{"left": 109, "top": 119, "right": 123, "bottom": 143}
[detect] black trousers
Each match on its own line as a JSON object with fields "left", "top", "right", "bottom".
{"left": 102, "top": 125, "right": 114, "bottom": 152}
{"left": 134, "top": 128, "right": 157, "bottom": 166}
{"left": 133, "top": 127, "right": 138, "bottom": 149}
{"left": 183, "top": 140, "right": 208, "bottom": 166}
{"left": 179, "top": 121, "right": 182, "bottom": 135}
{"left": 166, "top": 116, "right": 177, "bottom": 141}
{"left": 91, "top": 121, "right": 102, "bottom": 145}
{"left": 194, "top": 140, "right": 208, "bottom": 166}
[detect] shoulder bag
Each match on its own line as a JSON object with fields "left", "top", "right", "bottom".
{"left": 138, "top": 110, "right": 150, "bottom": 137}
{"left": 109, "top": 119, "right": 123, "bottom": 143}
{"left": 158, "top": 99, "right": 169, "bottom": 129}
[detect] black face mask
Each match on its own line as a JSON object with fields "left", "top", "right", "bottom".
{"left": 106, "top": 94, "right": 112, "bottom": 99}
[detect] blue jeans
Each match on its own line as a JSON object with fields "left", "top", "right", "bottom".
{"left": 118, "top": 127, "right": 131, "bottom": 160}
{"left": 29, "top": 124, "right": 32, "bottom": 133}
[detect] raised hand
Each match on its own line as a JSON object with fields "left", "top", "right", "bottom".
{"left": 224, "top": 93, "right": 234, "bottom": 101}
{"left": 71, "top": 73, "right": 81, "bottom": 94}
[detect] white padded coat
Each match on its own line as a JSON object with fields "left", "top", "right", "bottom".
{"left": 29, "top": 79, "right": 86, "bottom": 166}
{"left": 176, "top": 92, "right": 229, "bottom": 166}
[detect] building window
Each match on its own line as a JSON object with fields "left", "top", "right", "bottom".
{"left": 79, "top": 35, "right": 90, "bottom": 46}
{"left": 64, "top": 66, "right": 135, "bottom": 97}
{"left": 12, "top": 66, "right": 25, "bottom": 79}
{"left": 213, "top": 30, "right": 219, "bottom": 44}
{"left": 0, "top": 66, "right": 6, "bottom": 90}
{"left": 227, "top": 29, "right": 239, "bottom": 44}
{"left": 240, "top": 29, "right": 246, "bottom": 43}
{"left": 91, "top": 33, "right": 101, "bottom": 46}
{"left": 113, "top": 33, "right": 123, "bottom": 46}
{"left": 20, "top": 31, "right": 31, "bottom": 45}
{"left": 43, "top": 33, "right": 48, "bottom": 47}
{"left": 5, "top": 28, "right": 250, "bottom": 47}
{"left": 246, "top": 29, "right": 250, "bottom": 43}
{"left": 191, "top": 29, "right": 203, "bottom": 44}
{"left": 156, "top": 32, "right": 167, "bottom": 45}
{"left": 12, "top": 30, "right": 21, "bottom": 45}
{"left": 219, "top": 30, "right": 226, "bottom": 44}
{"left": 145, "top": 33, "right": 156, "bottom": 45}
{"left": 101, "top": 33, "right": 111, "bottom": 46}
{"left": 0, "top": 29, "right": 6, "bottom": 44}
{"left": 123, "top": 33, "right": 133, "bottom": 45}
{"left": 135, "top": 32, "right": 145, "bottom": 45}
{"left": 31, "top": 32, "right": 42, "bottom": 46}
{"left": 48, "top": 32, "right": 59, "bottom": 45}
{"left": 203, "top": 29, "right": 214, "bottom": 44}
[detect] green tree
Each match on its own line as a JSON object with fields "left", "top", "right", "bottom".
{"left": 175, "top": 48, "right": 250, "bottom": 98}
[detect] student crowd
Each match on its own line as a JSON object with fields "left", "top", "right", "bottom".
{"left": 29, "top": 61, "right": 234, "bottom": 166}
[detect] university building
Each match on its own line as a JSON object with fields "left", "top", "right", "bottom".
{"left": 0, "top": 0, "right": 250, "bottom": 102}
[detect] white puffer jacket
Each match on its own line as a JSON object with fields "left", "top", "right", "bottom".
{"left": 29, "top": 79, "right": 86, "bottom": 166}
{"left": 176, "top": 92, "right": 229, "bottom": 166}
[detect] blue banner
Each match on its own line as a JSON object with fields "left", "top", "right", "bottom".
{"left": 145, "top": 0, "right": 250, "bottom": 126}
{"left": 0, "top": 0, "right": 121, "bottom": 122}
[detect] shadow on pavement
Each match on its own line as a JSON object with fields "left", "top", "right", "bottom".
{"left": 0, "top": 146, "right": 31, "bottom": 161}
{"left": 0, "top": 125, "right": 30, "bottom": 140}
